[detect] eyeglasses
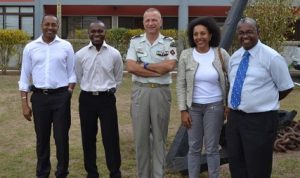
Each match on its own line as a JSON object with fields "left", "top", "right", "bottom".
{"left": 237, "top": 30, "right": 256, "bottom": 36}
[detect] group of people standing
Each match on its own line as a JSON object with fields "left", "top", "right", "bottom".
{"left": 19, "top": 7, "right": 294, "bottom": 178}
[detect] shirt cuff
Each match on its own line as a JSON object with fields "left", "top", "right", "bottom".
{"left": 18, "top": 81, "right": 31, "bottom": 92}
{"left": 68, "top": 76, "right": 77, "bottom": 84}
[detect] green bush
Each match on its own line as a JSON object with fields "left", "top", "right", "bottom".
{"left": 71, "top": 28, "right": 189, "bottom": 60}
{"left": 106, "top": 28, "right": 129, "bottom": 59}
{"left": 126, "top": 29, "right": 144, "bottom": 40}
{"left": 177, "top": 30, "right": 190, "bottom": 55}
{"left": 243, "top": 0, "right": 296, "bottom": 52}
{"left": 74, "top": 29, "right": 88, "bottom": 39}
{"left": 0, "top": 29, "right": 29, "bottom": 74}
{"left": 161, "top": 29, "right": 178, "bottom": 39}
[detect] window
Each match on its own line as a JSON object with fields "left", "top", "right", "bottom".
{"left": 0, "top": 6, "right": 34, "bottom": 38}
{"left": 5, "top": 15, "right": 18, "bottom": 29}
{"left": 118, "top": 17, "right": 143, "bottom": 29}
{"left": 83, "top": 16, "right": 98, "bottom": 29}
{"left": 20, "top": 7, "right": 33, "bottom": 13}
{"left": 21, "top": 16, "right": 33, "bottom": 37}
{"left": 62, "top": 16, "right": 112, "bottom": 38}
{"left": 0, "top": 15, "right": 3, "bottom": 29}
{"left": 98, "top": 16, "right": 111, "bottom": 29}
{"left": 5, "top": 7, "right": 18, "bottom": 13}
{"left": 162, "top": 17, "right": 178, "bottom": 29}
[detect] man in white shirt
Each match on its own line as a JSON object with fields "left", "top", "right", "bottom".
{"left": 226, "top": 17, "right": 294, "bottom": 178}
{"left": 75, "top": 20, "right": 123, "bottom": 178}
{"left": 19, "top": 15, "right": 76, "bottom": 178}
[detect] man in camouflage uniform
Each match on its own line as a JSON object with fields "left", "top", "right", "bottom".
{"left": 126, "top": 7, "right": 177, "bottom": 178}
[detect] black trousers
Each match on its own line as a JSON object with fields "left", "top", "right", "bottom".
{"left": 225, "top": 109, "right": 278, "bottom": 178}
{"left": 79, "top": 91, "right": 122, "bottom": 178}
{"left": 31, "top": 91, "right": 71, "bottom": 178}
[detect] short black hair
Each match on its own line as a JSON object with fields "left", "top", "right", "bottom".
{"left": 187, "top": 16, "right": 220, "bottom": 47}
{"left": 41, "top": 14, "right": 58, "bottom": 24}
{"left": 89, "top": 20, "right": 106, "bottom": 29}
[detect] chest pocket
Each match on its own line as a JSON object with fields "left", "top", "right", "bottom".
{"left": 185, "top": 60, "right": 197, "bottom": 72}
{"left": 136, "top": 51, "right": 148, "bottom": 62}
{"left": 185, "top": 58, "right": 198, "bottom": 82}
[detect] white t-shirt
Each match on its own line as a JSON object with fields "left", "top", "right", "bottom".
{"left": 192, "top": 48, "right": 222, "bottom": 104}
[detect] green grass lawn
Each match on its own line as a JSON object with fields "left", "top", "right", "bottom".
{"left": 0, "top": 74, "right": 299, "bottom": 178}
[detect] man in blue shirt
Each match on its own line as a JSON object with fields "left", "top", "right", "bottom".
{"left": 226, "top": 17, "right": 294, "bottom": 178}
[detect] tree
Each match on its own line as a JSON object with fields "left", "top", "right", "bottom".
{"left": 0, "top": 29, "right": 29, "bottom": 74}
{"left": 244, "top": 0, "right": 297, "bottom": 52}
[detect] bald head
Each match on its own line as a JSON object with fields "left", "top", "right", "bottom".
{"left": 143, "top": 8, "right": 161, "bottom": 19}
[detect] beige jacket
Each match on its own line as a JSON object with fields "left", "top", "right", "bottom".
{"left": 176, "top": 47, "right": 230, "bottom": 111}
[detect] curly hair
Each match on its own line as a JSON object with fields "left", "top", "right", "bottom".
{"left": 187, "top": 16, "right": 220, "bottom": 48}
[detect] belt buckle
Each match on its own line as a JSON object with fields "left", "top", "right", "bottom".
{"left": 92, "top": 91, "right": 99, "bottom": 96}
{"left": 150, "top": 83, "right": 157, "bottom": 88}
{"left": 42, "top": 89, "right": 49, "bottom": 95}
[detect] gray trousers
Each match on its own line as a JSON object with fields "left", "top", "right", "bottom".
{"left": 187, "top": 101, "right": 224, "bottom": 178}
{"left": 130, "top": 84, "right": 171, "bottom": 178}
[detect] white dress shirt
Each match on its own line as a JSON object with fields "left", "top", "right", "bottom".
{"left": 19, "top": 35, "right": 76, "bottom": 92}
{"left": 228, "top": 41, "right": 294, "bottom": 113}
{"left": 75, "top": 41, "right": 123, "bottom": 91}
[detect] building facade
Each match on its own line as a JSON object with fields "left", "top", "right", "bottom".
{"left": 0, "top": 0, "right": 233, "bottom": 39}
{"left": 1, "top": 0, "right": 300, "bottom": 39}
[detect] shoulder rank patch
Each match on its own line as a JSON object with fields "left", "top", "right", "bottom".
{"left": 131, "top": 34, "right": 142, "bottom": 39}
{"left": 170, "top": 49, "right": 176, "bottom": 56}
{"left": 163, "top": 36, "right": 174, "bottom": 41}
{"left": 170, "top": 41, "right": 176, "bottom": 47}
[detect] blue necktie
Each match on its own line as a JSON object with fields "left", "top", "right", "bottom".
{"left": 231, "top": 51, "right": 250, "bottom": 109}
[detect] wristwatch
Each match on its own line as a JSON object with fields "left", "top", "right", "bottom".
{"left": 143, "top": 62, "right": 149, "bottom": 69}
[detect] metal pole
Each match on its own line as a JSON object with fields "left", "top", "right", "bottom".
{"left": 57, "top": 0, "right": 62, "bottom": 37}
{"left": 220, "top": 0, "right": 249, "bottom": 51}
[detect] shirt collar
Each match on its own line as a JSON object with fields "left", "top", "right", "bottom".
{"left": 241, "top": 40, "right": 261, "bottom": 57}
{"left": 36, "top": 35, "right": 61, "bottom": 44}
{"left": 88, "top": 40, "right": 108, "bottom": 50}
{"left": 140, "top": 33, "right": 164, "bottom": 44}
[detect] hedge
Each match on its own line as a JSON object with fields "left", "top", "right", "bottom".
{"left": 70, "top": 28, "right": 189, "bottom": 60}
{"left": 0, "top": 29, "right": 30, "bottom": 74}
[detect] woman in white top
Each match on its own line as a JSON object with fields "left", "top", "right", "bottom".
{"left": 176, "top": 16, "right": 230, "bottom": 178}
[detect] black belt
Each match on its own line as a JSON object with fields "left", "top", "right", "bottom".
{"left": 81, "top": 88, "right": 116, "bottom": 96}
{"left": 230, "top": 109, "right": 276, "bottom": 115}
{"left": 230, "top": 109, "right": 247, "bottom": 114}
{"left": 32, "top": 86, "right": 68, "bottom": 95}
{"left": 134, "top": 81, "right": 169, "bottom": 88}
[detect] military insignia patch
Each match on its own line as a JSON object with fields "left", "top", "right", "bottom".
{"left": 170, "top": 49, "right": 175, "bottom": 55}
{"left": 137, "top": 48, "right": 144, "bottom": 54}
{"left": 156, "top": 51, "right": 163, "bottom": 56}
{"left": 156, "top": 51, "right": 169, "bottom": 56}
